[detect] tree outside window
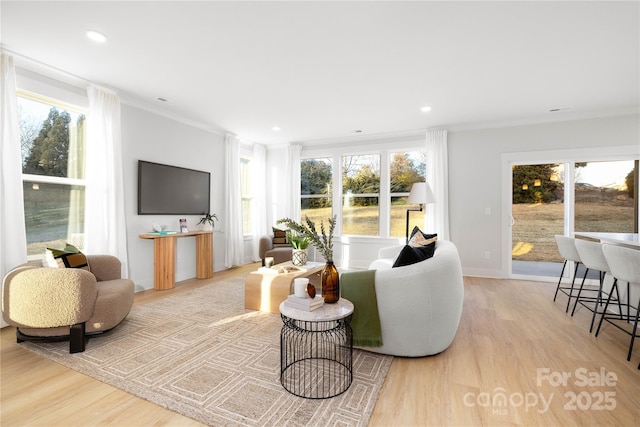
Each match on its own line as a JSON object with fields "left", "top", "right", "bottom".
{"left": 301, "top": 158, "right": 333, "bottom": 225}
{"left": 390, "top": 151, "right": 426, "bottom": 237}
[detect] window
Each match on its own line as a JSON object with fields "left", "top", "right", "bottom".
{"left": 240, "top": 156, "right": 253, "bottom": 235}
{"left": 301, "top": 157, "right": 333, "bottom": 225}
{"left": 300, "top": 146, "right": 427, "bottom": 238}
{"left": 574, "top": 160, "right": 637, "bottom": 233}
{"left": 342, "top": 154, "right": 380, "bottom": 236}
{"left": 18, "top": 91, "right": 87, "bottom": 257}
{"left": 390, "top": 151, "right": 426, "bottom": 237}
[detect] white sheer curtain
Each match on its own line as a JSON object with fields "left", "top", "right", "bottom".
{"left": 285, "top": 144, "right": 302, "bottom": 220}
{"left": 425, "top": 129, "right": 450, "bottom": 240}
{"left": 252, "top": 143, "right": 267, "bottom": 261}
{"left": 85, "top": 85, "right": 129, "bottom": 277}
{"left": 1, "top": 53, "right": 27, "bottom": 327}
{"left": 225, "top": 134, "right": 244, "bottom": 267}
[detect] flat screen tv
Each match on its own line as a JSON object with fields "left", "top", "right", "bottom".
{"left": 138, "top": 160, "right": 210, "bottom": 215}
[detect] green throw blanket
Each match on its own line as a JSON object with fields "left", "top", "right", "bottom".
{"left": 341, "top": 270, "right": 383, "bottom": 347}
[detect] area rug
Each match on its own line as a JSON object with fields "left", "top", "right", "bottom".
{"left": 21, "top": 277, "right": 393, "bottom": 427}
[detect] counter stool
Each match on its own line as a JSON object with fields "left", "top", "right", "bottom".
{"left": 596, "top": 244, "right": 640, "bottom": 362}
{"left": 554, "top": 235, "right": 587, "bottom": 312}
{"left": 572, "top": 239, "right": 619, "bottom": 332}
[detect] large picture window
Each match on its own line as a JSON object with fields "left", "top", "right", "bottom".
{"left": 18, "top": 91, "right": 87, "bottom": 257}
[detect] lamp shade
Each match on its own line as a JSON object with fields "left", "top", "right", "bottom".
{"left": 407, "top": 182, "right": 435, "bottom": 205}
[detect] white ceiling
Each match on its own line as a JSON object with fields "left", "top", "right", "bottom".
{"left": 2, "top": 1, "right": 638, "bottom": 145}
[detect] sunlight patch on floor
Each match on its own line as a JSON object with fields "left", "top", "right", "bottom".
{"left": 512, "top": 242, "right": 534, "bottom": 256}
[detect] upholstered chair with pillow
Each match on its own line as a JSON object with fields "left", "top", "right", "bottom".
{"left": 341, "top": 238, "right": 464, "bottom": 357}
{"left": 2, "top": 254, "right": 134, "bottom": 353}
{"left": 258, "top": 227, "right": 293, "bottom": 266}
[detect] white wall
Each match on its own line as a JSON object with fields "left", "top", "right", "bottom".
{"left": 282, "top": 115, "right": 639, "bottom": 275}
{"left": 120, "top": 105, "right": 226, "bottom": 290}
{"left": 448, "top": 115, "right": 640, "bottom": 278}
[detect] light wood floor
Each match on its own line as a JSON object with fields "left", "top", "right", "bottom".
{"left": 2, "top": 265, "right": 639, "bottom": 426}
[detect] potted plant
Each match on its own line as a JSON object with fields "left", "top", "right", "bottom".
{"left": 277, "top": 215, "right": 339, "bottom": 303}
{"left": 198, "top": 213, "right": 218, "bottom": 231}
{"left": 287, "top": 231, "right": 311, "bottom": 266}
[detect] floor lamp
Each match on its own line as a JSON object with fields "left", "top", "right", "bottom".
{"left": 405, "top": 182, "right": 435, "bottom": 243}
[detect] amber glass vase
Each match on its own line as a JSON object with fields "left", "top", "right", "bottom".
{"left": 322, "top": 261, "right": 340, "bottom": 303}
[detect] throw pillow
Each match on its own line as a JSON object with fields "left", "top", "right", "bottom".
{"left": 42, "top": 243, "right": 90, "bottom": 271}
{"left": 408, "top": 231, "right": 437, "bottom": 248}
{"left": 409, "top": 225, "right": 437, "bottom": 243}
{"left": 392, "top": 244, "right": 437, "bottom": 268}
{"left": 272, "top": 227, "right": 290, "bottom": 244}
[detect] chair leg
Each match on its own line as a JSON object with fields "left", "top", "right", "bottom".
{"left": 565, "top": 262, "right": 583, "bottom": 313}
{"left": 596, "top": 279, "right": 617, "bottom": 337}
{"left": 553, "top": 260, "right": 568, "bottom": 302}
{"left": 588, "top": 272, "right": 605, "bottom": 333}
{"left": 626, "top": 294, "right": 640, "bottom": 361}
{"left": 570, "top": 267, "right": 591, "bottom": 316}
{"left": 69, "top": 322, "right": 87, "bottom": 353}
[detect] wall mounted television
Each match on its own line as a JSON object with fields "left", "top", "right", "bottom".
{"left": 138, "top": 160, "right": 210, "bottom": 215}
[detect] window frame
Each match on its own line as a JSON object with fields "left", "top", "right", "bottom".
{"left": 18, "top": 89, "right": 88, "bottom": 259}
{"left": 239, "top": 150, "right": 254, "bottom": 237}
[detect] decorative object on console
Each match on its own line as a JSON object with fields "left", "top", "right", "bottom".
{"left": 405, "top": 182, "right": 436, "bottom": 243}
{"left": 277, "top": 215, "right": 339, "bottom": 303}
{"left": 198, "top": 212, "right": 218, "bottom": 231}
{"left": 179, "top": 218, "right": 188, "bottom": 233}
{"left": 152, "top": 223, "right": 167, "bottom": 232}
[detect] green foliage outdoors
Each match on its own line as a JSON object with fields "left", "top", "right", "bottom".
{"left": 23, "top": 107, "right": 85, "bottom": 177}
{"left": 512, "top": 164, "right": 561, "bottom": 204}
{"left": 301, "top": 153, "right": 425, "bottom": 209}
{"left": 625, "top": 168, "right": 636, "bottom": 198}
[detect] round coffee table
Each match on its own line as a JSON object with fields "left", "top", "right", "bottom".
{"left": 279, "top": 298, "right": 354, "bottom": 399}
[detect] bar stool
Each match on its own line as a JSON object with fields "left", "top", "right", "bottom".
{"left": 573, "top": 239, "right": 616, "bottom": 332}
{"left": 554, "top": 235, "right": 587, "bottom": 312}
{"left": 596, "top": 244, "right": 640, "bottom": 362}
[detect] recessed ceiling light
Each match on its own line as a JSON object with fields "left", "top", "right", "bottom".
{"left": 86, "top": 30, "right": 107, "bottom": 43}
{"left": 272, "top": 126, "right": 281, "bottom": 132}
{"left": 420, "top": 106, "right": 432, "bottom": 113}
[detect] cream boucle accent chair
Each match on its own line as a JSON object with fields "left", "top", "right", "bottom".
{"left": 2, "top": 255, "right": 134, "bottom": 353}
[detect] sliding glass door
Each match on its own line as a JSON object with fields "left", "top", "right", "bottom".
{"left": 510, "top": 159, "right": 638, "bottom": 278}
{"left": 511, "top": 163, "right": 565, "bottom": 277}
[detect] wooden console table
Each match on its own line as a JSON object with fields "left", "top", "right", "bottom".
{"left": 139, "top": 230, "right": 214, "bottom": 290}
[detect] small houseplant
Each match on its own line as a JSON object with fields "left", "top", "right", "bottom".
{"left": 286, "top": 231, "right": 311, "bottom": 266}
{"left": 277, "top": 215, "right": 339, "bottom": 303}
{"left": 198, "top": 213, "right": 219, "bottom": 231}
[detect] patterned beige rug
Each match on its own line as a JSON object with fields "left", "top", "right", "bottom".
{"left": 22, "top": 277, "right": 392, "bottom": 426}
